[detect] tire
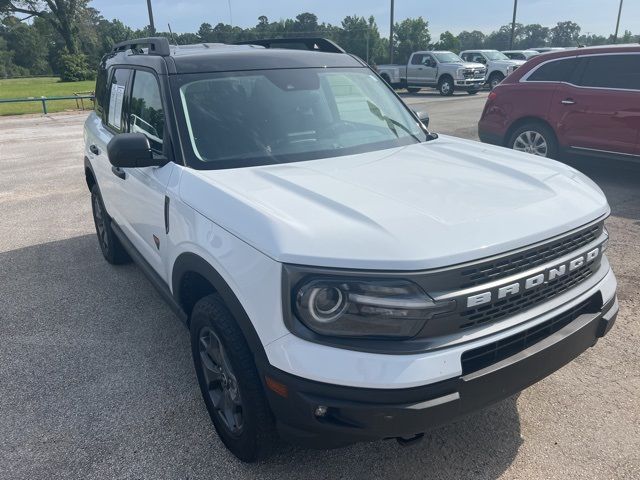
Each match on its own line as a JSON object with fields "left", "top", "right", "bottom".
{"left": 507, "top": 122, "right": 559, "bottom": 159}
{"left": 90, "top": 184, "right": 130, "bottom": 265}
{"left": 438, "top": 76, "right": 454, "bottom": 96}
{"left": 406, "top": 87, "right": 421, "bottom": 94}
{"left": 488, "top": 72, "right": 504, "bottom": 90}
{"left": 190, "top": 294, "right": 277, "bottom": 462}
{"left": 467, "top": 89, "right": 479, "bottom": 95}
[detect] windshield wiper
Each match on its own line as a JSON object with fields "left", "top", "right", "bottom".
{"left": 367, "top": 101, "right": 421, "bottom": 142}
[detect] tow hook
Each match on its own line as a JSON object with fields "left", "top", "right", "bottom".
{"left": 396, "top": 433, "right": 424, "bottom": 446}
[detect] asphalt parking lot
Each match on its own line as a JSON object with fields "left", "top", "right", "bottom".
{"left": 1, "top": 93, "right": 639, "bottom": 479}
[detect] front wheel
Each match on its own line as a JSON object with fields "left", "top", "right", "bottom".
{"left": 438, "top": 77, "right": 454, "bottom": 96}
{"left": 508, "top": 122, "right": 558, "bottom": 159}
{"left": 191, "top": 294, "right": 277, "bottom": 462}
{"left": 488, "top": 72, "right": 504, "bottom": 90}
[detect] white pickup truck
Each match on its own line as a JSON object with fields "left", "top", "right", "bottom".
{"left": 377, "top": 51, "right": 486, "bottom": 96}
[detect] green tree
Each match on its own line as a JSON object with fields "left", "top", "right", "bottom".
{"left": 458, "top": 30, "right": 485, "bottom": 50}
{"left": 518, "top": 24, "right": 549, "bottom": 48}
{"left": 394, "top": 17, "right": 430, "bottom": 64}
{"left": 0, "top": 1, "right": 87, "bottom": 53}
{"left": 550, "top": 21, "right": 581, "bottom": 47}
{"left": 432, "top": 31, "right": 460, "bottom": 52}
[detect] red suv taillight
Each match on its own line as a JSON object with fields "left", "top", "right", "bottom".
{"left": 488, "top": 91, "right": 498, "bottom": 102}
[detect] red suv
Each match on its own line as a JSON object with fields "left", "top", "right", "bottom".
{"left": 478, "top": 45, "right": 640, "bottom": 160}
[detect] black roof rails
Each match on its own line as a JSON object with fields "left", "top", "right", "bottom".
{"left": 112, "top": 37, "right": 171, "bottom": 56}
{"left": 235, "top": 37, "right": 346, "bottom": 54}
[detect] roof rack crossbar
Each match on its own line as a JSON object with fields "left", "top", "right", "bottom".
{"left": 234, "top": 37, "right": 346, "bottom": 54}
{"left": 112, "top": 37, "right": 171, "bottom": 56}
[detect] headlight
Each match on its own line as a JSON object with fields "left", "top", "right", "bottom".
{"left": 456, "top": 68, "right": 466, "bottom": 79}
{"left": 294, "top": 278, "right": 454, "bottom": 338}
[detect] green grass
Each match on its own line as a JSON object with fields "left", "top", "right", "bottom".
{"left": 0, "top": 77, "right": 95, "bottom": 116}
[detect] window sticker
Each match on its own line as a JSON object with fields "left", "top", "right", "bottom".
{"left": 108, "top": 84, "right": 126, "bottom": 129}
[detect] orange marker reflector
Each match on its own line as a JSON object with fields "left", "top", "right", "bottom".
{"left": 265, "top": 376, "right": 288, "bottom": 398}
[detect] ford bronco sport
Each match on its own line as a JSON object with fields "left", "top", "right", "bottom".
{"left": 84, "top": 37, "right": 618, "bottom": 462}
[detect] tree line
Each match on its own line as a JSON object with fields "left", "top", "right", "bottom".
{"left": 1, "top": 1, "right": 637, "bottom": 81}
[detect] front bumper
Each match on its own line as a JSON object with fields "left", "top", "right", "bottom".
{"left": 454, "top": 78, "right": 485, "bottom": 88}
{"left": 262, "top": 293, "right": 618, "bottom": 449}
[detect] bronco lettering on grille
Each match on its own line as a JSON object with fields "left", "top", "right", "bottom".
{"left": 466, "top": 247, "right": 601, "bottom": 308}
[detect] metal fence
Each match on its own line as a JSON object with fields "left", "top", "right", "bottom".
{"left": 0, "top": 93, "right": 95, "bottom": 114}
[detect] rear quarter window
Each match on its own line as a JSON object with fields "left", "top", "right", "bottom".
{"left": 577, "top": 54, "right": 640, "bottom": 90}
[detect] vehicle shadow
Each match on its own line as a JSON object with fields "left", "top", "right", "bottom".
{"left": 0, "top": 234, "right": 523, "bottom": 479}
{"left": 248, "top": 397, "right": 522, "bottom": 480}
{"left": 565, "top": 155, "right": 640, "bottom": 222}
{"left": 398, "top": 90, "right": 487, "bottom": 99}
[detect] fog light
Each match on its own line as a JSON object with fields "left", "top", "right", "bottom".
{"left": 314, "top": 405, "right": 328, "bottom": 417}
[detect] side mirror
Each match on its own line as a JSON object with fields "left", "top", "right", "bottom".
{"left": 107, "top": 133, "right": 166, "bottom": 168}
{"left": 413, "top": 109, "right": 430, "bottom": 128}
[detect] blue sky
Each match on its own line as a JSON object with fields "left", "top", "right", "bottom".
{"left": 89, "top": 1, "right": 637, "bottom": 38}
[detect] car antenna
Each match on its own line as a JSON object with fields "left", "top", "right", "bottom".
{"left": 168, "top": 23, "right": 178, "bottom": 45}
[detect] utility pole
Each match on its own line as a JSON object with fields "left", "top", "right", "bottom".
{"left": 509, "top": 0, "right": 518, "bottom": 49}
{"left": 613, "top": 0, "right": 624, "bottom": 43}
{"left": 146, "top": 0, "right": 156, "bottom": 35}
{"left": 389, "top": 0, "right": 395, "bottom": 64}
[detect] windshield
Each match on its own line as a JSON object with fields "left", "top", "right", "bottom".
{"left": 177, "top": 68, "right": 428, "bottom": 169}
{"left": 484, "top": 51, "right": 510, "bottom": 61}
{"left": 434, "top": 52, "right": 463, "bottom": 63}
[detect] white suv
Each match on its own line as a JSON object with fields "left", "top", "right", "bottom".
{"left": 84, "top": 37, "right": 618, "bottom": 462}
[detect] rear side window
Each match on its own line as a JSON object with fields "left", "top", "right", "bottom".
{"left": 129, "top": 70, "right": 165, "bottom": 152}
{"left": 106, "top": 68, "right": 130, "bottom": 131}
{"left": 527, "top": 58, "right": 577, "bottom": 82}
{"left": 94, "top": 67, "right": 108, "bottom": 118}
{"left": 577, "top": 54, "right": 640, "bottom": 90}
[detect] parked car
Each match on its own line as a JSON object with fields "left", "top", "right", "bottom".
{"left": 377, "top": 51, "right": 486, "bottom": 95}
{"left": 502, "top": 50, "right": 540, "bottom": 61}
{"left": 460, "top": 49, "right": 525, "bottom": 89}
{"left": 478, "top": 44, "right": 640, "bottom": 160}
{"left": 85, "top": 36, "right": 618, "bottom": 462}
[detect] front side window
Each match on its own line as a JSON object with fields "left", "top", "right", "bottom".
{"left": 129, "top": 70, "right": 164, "bottom": 152}
{"left": 578, "top": 54, "right": 640, "bottom": 90}
{"left": 527, "top": 58, "right": 578, "bottom": 82}
{"left": 410, "top": 54, "right": 425, "bottom": 65}
{"left": 177, "top": 68, "right": 427, "bottom": 169}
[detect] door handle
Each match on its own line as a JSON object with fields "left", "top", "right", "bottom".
{"left": 561, "top": 99, "right": 576, "bottom": 105}
{"left": 89, "top": 144, "right": 100, "bottom": 155}
{"left": 111, "top": 166, "right": 126, "bottom": 180}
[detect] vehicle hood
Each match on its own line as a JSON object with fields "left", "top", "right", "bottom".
{"left": 491, "top": 59, "right": 526, "bottom": 68}
{"left": 441, "top": 61, "right": 485, "bottom": 70}
{"left": 179, "top": 136, "right": 609, "bottom": 270}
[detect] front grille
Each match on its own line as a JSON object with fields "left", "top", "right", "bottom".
{"left": 459, "top": 265, "right": 594, "bottom": 330}
{"left": 460, "top": 222, "right": 603, "bottom": 289}
{"left": 461, "top": 293, "right": 601, "bottom": 375}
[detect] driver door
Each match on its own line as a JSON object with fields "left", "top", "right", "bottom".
{"left": 421, "top": 54, "right": 438, "bottom": 85}
{"left": 114, "top": 69, "right": 176, "bottom": 276}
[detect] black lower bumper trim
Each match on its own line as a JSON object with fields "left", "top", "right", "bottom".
{"left": 262, "top": 295, "right": 618, "bottom": 449}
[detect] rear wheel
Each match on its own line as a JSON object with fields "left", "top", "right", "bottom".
{"left": 508, "top": 122, "right": 558, "bottom": 159}
{"left": 90, "top": 184, "right": 130, "bottom": 265}
{"left": 190, "top": 294, "right": 277, "bottom": 462}
{"left": 438, "top": 77, "right": 454, "bottom": 96}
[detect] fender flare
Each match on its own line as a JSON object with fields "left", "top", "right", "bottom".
{"left": 171, "top": 252, "right": 268, "bottom": 363}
